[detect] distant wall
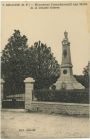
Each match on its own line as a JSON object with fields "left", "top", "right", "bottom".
{"left": 26, "top": 101, "right": 89, "bottom": 116}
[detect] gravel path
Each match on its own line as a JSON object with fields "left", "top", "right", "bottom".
{"left": 1, "top": 109, "right": 89, "bottom": 139}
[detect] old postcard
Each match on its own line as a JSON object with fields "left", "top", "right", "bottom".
{"left": 1, "top": 1, "right": 90, "bottom": 139}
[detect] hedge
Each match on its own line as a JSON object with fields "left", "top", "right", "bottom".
{"left": 33, "top": 89, "right": 89, "bottom": 104}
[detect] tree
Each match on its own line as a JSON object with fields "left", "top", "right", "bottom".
{"left": 25, "top": 41, "right": 60, "bottom": 89}
{"left": 1, "top": 30, "right": 28, "bottom": 94}
{"left": 74, "top": 75, "right": 86, "bottom": 87}
{"left": 74, "top": 63, "right": 89, "bottom": 89}
{"left": 83, "top": 64, "right": 89, "bottom": 77}
{"left": 1, "top": 30, "right": 60, "bottom": 93}
{"left": 83, "top": 64, "right": 89, "bottom": 88}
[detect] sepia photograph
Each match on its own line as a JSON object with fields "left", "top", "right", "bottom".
{"left": 0, "top": 1, "right": 90, "bottom": 138}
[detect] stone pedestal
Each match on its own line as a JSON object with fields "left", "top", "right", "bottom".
{"left": 24, "top": 77, "right": 35, "bottom": 110}
{"left": 0, "top": 79, "right": 5, "bottom": 108}
{"left": 55, "top": 75, "right": 85, "bottom": 90}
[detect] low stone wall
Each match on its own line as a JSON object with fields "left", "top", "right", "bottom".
{"left": 26, "top": 101, "right": 89, "bottom": 116}
{"left": 23, "top": 77, "right": 89, "bottom": 116}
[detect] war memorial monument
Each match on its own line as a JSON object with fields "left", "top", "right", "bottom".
{"left": 55, "top": 31, "right": 85, "bottom": 90}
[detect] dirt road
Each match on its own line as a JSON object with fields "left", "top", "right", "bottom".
{"left": 1, "top": 109, "right": 89, "bottom": 139}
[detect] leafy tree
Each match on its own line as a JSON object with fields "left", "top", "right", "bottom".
{"left": 1, "top": 30, "right": 60, "bottom": 94}
{"left": 25, "top": 41, "right": 60, "bottom": 89}
{"left": 74, "top": 75, "right": 86, "bottom": 88}
{"left": 1, "top": 30, "right": 28, "bottom": 94}
{"left": 83, "top": 64, "right": 89, "bottom": 77}
{"left": 74, "top": 63, "right": 89, "bottom": 88}
{"left": 83, "top": 64, "right": 89, "bottom": 88}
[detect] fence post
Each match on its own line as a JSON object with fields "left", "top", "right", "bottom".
{"left": 24, "top": 77, "right": 35, "bottom": 110}
{"left": 0, "top": 79, "right": 5, "bottom": 108}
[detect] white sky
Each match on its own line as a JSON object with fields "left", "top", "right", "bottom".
{"left": 1, "top": 1, "right": 90, "bottom": 75}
